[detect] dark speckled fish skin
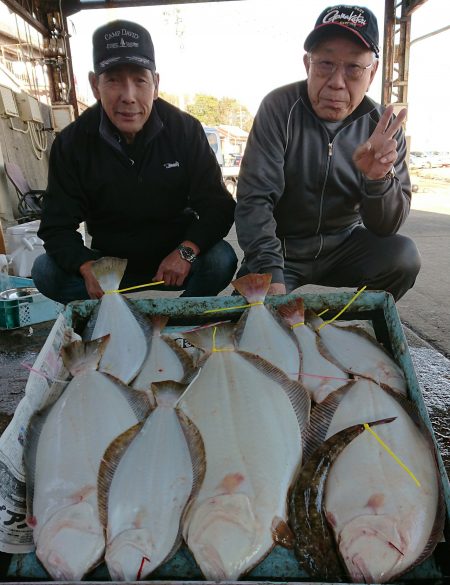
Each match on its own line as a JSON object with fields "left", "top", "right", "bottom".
{"left": 289, "top": 419, "right": 394, "bottom": 581}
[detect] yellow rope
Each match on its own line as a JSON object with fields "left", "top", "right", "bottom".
{"left": 204, "top": 301, "right": 264, "bottom": 314}
{"left": 318, "top": 286, "right": 367, "bottom": 329}
{"left": 292, "top": 321, "right": 305, "bottom": 329}
{"left": 105, "top": 281, "right": 165, "bottom": 294}
{"left": 364, "top": 423, "right": 421, "bottom": 488}
{"left": 211, "top": 326, "right": 234, "bottom": 353}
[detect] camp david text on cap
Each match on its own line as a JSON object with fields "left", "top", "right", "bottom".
{"left": 304, "top": 5, "right": 380, "bottom": 58}
{"left": 93, "top": 20, "right": 156, "bottom": 75}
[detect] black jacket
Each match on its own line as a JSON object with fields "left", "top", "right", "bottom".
{"left": 235, "top": 80, "right": 411, "bottom": 284}
{"left": 38, "top": 99, "right": 235, "bottom": 276}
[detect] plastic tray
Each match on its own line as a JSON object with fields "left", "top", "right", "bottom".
{"left": 0, "top": 277, "right": 64, "bottom": 330}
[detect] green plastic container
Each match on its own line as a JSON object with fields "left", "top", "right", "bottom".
{"left": 0, "top": 277, "right": 64, "bottom": 330}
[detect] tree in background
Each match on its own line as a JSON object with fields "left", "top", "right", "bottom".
{"left": 159, "top": 92, "right": 253, "bottom": 131}
{"left": 187, "top": 94, "right": 254, "bottom": 132}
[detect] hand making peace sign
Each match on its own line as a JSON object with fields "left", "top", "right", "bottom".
{"left": 352, "top": 104, "right": 407, "bottom": 180}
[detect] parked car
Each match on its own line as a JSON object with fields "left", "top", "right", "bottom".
{"left": 409, "top": 152, "right": 432, "bottom": 169}
{"left": 409, "top": 154, "right": 428, "bottom": 170}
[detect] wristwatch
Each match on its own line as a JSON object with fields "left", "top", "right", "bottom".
{"left": 177, "top": 244, "right": 197, "bottom": 263}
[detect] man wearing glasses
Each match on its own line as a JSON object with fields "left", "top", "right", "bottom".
{"left": 235, "top": 5, "right": 420, "bottom": 301}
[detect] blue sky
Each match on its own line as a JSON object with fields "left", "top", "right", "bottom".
{"left": 69, "top": 0, "right": 450, "bottom": 150}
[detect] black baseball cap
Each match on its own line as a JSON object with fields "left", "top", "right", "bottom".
{"left": 304, "top": 5, "right": 379, "bottom": 57}
{"left": 92, "top": 20, "right": 156, "bottom": 75}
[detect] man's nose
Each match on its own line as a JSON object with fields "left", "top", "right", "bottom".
{"left": 120, "top": 80, "right": 136, "bottom": 102}
{"left": 328, "top": 64, "right": 347, "bottom": 87}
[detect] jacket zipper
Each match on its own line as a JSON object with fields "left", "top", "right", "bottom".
{"left": 314, "top": 140, "right": 333, "bottom": 258}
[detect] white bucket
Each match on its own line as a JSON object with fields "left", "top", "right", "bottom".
{"left": 5, "top": 220, "right": 44, "bottom": 277}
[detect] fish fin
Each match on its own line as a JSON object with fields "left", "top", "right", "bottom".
{"left": 277, "top": 297, "right": 305, "bottom": 327}
{"left": 91, "top": 256, "right": 127, "bottom": 291}
{"left": 303, "top": 382, "right": 356, "bottom": 462}
{"left": 97, "top": 422, "right": 144, "bottom": 527}
{"left": 152, "top": 381, "right": 188, "bottom": 407}
{"left": 82, "top": 302, "right": 100, "bottom": 341}
{"left": 61, "top": 335, "right": 110, "bottom": 377}
{"left": 404, "top": 475, "right": 446, "bottom": 577}
{"left": 231, "top": 273, "right": 272, "bottom": 302}
{"left": 176, "top": 409, "right": 206, "bottom": 504}
{"left": 150, "top": 314, "right": 170, "bottom": 332}
{"left": 104, "top": 373, "right": 155, "bottom": 418}
{"left": 239, "top": 351, "right": 310, "bottom": 432}
{"left": 290, "top": 421, "right": 377, "bottom": 580}
{"left": 233, "top": 309, "right": 249, "bottom": 346}
{"left": 271, "top": 516, "right": 295, "bottom": 549}
{"left": 160, "top": 335, "right": 198, "bottom": 383}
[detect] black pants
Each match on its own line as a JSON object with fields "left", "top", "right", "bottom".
{"left": 239, "top": 226, "right": 421, "bottom": 301}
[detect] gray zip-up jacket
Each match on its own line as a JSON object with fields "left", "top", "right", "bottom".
{"left": 235, "top": 80, "right": 411, "bottom": 284}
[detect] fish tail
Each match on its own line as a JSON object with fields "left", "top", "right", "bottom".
{"left": 61, "top": 335, "right": 110, "bottom": 376}
{"left": 231, "top": 273, "right": 272, "bottom": 302}
{"left": 152, "top": 381, "right": 188, "bottom": 407}
{"left": 150, "top": 314, "right": 169, "bottom": 333}
{"left": 277, "top": 298, "right": 305, "bottom": 327}
{"left": 91, "top": 256, "right": 127, "bottom": 291}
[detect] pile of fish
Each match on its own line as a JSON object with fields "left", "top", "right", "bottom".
{"left": 22, "top": 259, "right": 444, "bottom": 583}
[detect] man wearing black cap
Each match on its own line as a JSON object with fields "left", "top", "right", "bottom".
{"left": 235, "top": 5, "right": 420, "bottom": 301}
{"left": 32, "top": 20, "right": 237, "bottom": 303}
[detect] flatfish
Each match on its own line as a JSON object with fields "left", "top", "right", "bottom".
{"left": 290, "top": 419, "right": 393, "bottom": 581}
{"left": 179, "top": 323, "right": 310, "bottom": 581}
{"left": 131, "top": 316, "right": 196, "bottom": 390}
{"left": 24, "top": 336, "right": 152, "bottom": 581}
{"left": 306, "top": 310, "right": 407, "bottom": 394}
{"left": 278, "top": 298, "right": 349, "bottom": 402}
{"left": 302, "top": 379, "right": 444, "bottom": 583}
{"left": 84, "top": 257, "right": 151, "bottom": 384}
{"left": 232, "top": 273, "right": 301, "bottom": 379}
{"left": 98, "top": 381, "right": 205, "bottom": 581}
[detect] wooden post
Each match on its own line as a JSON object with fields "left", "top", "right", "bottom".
{"left": 0, "top": 220, "right": 6, "bottom": 254}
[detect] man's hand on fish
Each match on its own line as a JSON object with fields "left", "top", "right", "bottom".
{"left": 352, "top": 104, "right": 407, "bottom": 180}
{"left": 80, "top": 260, "right": 104, "bottom": 299}
{"left": 153, "top": 241, "right": 199, "bottom": 287}
{"left": 268, "top": 282, "right": 287, "bottom": 295}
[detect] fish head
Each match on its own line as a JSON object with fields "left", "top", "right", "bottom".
{"left": 337, "top": 514, "right": 407, "bottom": 583}
{"left": 106, "top": 528, "right": 155, "bottom": 581}
{"left": 185, "top": 493, "right": 261, "bottom": 581}
{"left": 35, "top": 502, "right": 104, "bottom": 580}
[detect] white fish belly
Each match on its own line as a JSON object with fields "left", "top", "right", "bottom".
{"left": 317, "top": 325, "right": 406, "bottom": 394}
{"left": 238, "top": 307, "right": 300, "bottom": 379}
{"left": 32, "top": 371, "right": 139, "bottom": 580}
{"left": 106, "top": 407, "right": 193, "bottom": 581}
{"left": 180, "top": 352, "right": 302, "bottom": 580}
{"left": 92, "top": 294, "right": 147, "bottom": 384}
{"left": 325, "top": 381, "right": 440, "bottom": 582}
{"left": 132, "top": 336, "right": 185, "bottom": 389}
{"left": 294, "top": 324, "right": 348, "bottom": 402}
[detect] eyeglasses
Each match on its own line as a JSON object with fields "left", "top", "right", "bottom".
{"left": 309, "top": 59, "right": 374, "bottom": 81}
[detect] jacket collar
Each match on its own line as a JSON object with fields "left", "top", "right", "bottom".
{"left": 87, "top": 101, "right": 164, "bottom": 153}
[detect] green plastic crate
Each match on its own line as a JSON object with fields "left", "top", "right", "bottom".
{"left": 0, "top": 277, "right": 64, "bottom": 330}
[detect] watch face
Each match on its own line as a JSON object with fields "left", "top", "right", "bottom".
{"left": 178, "top": 245, "right": 197, "bottom": 263}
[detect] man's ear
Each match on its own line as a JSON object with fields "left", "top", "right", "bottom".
{"left": 89, "top": 71, "right": 101, "bottom": 100}
{"left": 153, "top": 72, "right": 160, "bottom": 100}
{"left": 366, "top": 59, "right": 379, "bottom": 92}
{"left": 303, "top": 53, "right": 311, "bottom": 75}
